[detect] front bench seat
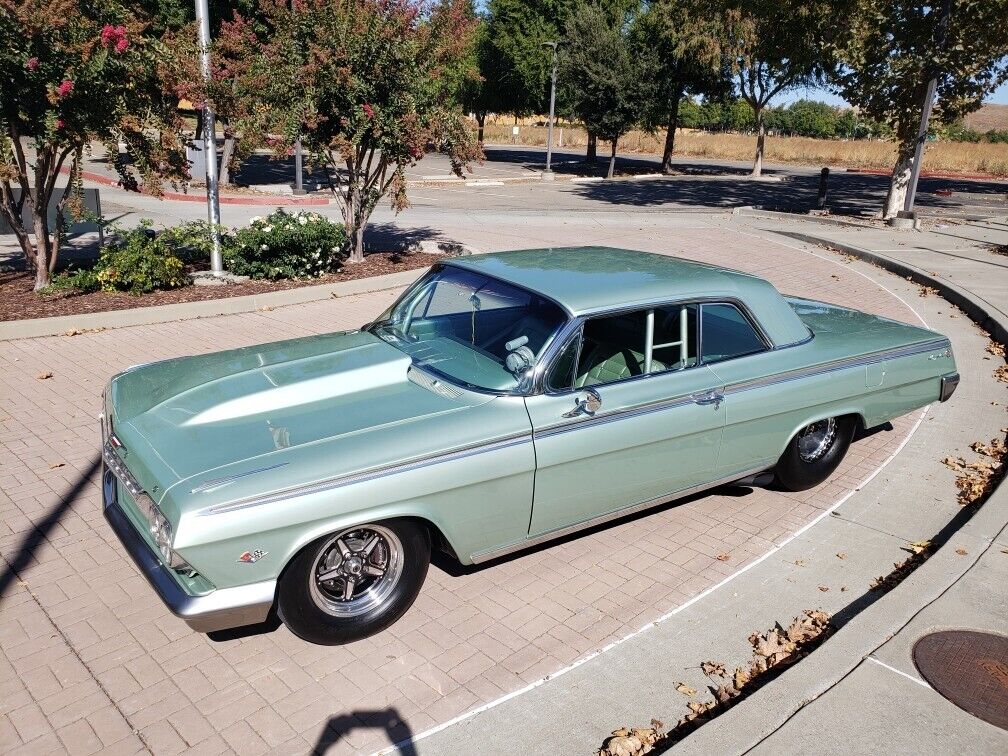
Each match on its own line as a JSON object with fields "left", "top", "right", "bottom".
{"left": 575, "top": 341, "right": 665, "bottom": 387}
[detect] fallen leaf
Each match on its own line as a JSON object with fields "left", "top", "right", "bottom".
{"left": 37, "top": 372, "right": 53, "bottom": 380}
{"left": 841, "top": 586, "right": 848, "bottom": 592}
{"left": 701, "top": 661, "right": 726, "bottom": 678}
{"left": 818, "top": 585, "right": 829, "bottom": 592}
{"left": 904, "top": 540, "right": 931, "bottom": 555}
{"left": 48, "top": 462, "right": 65, "bottom": 469}
{"left": 792, "top": 559, "right": 806, "bottom": 567}
{"left": 955, "top": 548, "right": 968, "bottom": 556}
{"left": 676, "top": 683, "right": 697, "bottom": 696}
{"left": 716, "top": 553, "right": 730, "bottom": 562}
{"left": 836, "top": 552, "right": 847, "bottom": 560}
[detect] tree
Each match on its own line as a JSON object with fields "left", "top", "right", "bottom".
{"left": 0, "top": 0, "right": 187, "bottom": 290}
{"left": 460, "top": 13, "right": 509, "bottom": 143}
{"left": 831, "top": 0, "right": 1008, "bottom": 218}
{"left": 561, "top": 2, "right": 642, "bottom": 178}
{"left": 633, "top": 0, "right": 728, "bottom": 173}
{"left": 223, "top": 0, "right": 481, "bottom": 263}
{"left": 713, "top": 0, "right": 828, "bottom": 175}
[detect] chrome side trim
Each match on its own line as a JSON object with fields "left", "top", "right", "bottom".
{"left": 469, "top": 464, "right": 771, "bottom": 564}
{"left": 190, "top": 463, "right": 290, "bottom": 494}
{"left": 532, "top": 338, "right": 948, "bottom": 439}
{"left": 535, "top": 392, "right": 698, "bottom": 439}
{"left": 200, "top": 431, "right": 533, "bottom": 516}
{"left": 721, "top": 338, "right": 950, "bottom": 396}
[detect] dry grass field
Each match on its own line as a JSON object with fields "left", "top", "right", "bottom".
{"left": 482, "top": 122, "right": 1008, "bottom": 177}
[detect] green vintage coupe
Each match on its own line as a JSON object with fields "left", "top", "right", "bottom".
{"left": 102, "top": 247, "right": 959, "bottom": 644}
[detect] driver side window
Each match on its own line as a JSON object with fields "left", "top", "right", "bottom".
{"left": 547, "top": 304, "right": 699, "bottom": 391}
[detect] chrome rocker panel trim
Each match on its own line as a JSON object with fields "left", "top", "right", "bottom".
{"left": 469, "top": 463, "right": 771, "bottom": 564}
{"left": 102, "top": 462, "right": 275, "bottom": 633}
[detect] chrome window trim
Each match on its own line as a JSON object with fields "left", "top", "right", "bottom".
{"left": 200, "top": 431, "right": 533, "bottom": 516}
{"left": 697, "top": 301, "right": 771, "bottom": 366}
{"left": 470, "top": 463, "right": 772, "bottom": 564}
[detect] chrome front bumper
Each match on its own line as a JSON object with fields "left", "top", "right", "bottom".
{"left": 102, "top": 462, "right": 276, "bottom": 633}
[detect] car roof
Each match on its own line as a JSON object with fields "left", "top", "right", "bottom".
{"left": 444, "top": 246, "right": 810, "bottom": 347}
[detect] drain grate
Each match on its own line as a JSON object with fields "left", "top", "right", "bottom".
{"left": 912, "top": 630, "right": 1008, "bottom": 731}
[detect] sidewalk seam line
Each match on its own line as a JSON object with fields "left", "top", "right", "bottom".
{"left": 866, "top": 656, "right": 931, "bottom": 689}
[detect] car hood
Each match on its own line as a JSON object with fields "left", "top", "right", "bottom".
{"left": 109, "top": 330, "right": 494, "bottom": 508}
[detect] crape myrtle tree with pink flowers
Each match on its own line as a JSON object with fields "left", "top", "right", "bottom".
{"left": 213, "top": 0, "right": 482, "bottom": 263}
{"left": 0, "top": 0, "right": 188, "bottom": 290}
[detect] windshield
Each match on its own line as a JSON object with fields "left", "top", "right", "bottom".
{"left": 368, "top": 264, "right": 569, "bottom": 392}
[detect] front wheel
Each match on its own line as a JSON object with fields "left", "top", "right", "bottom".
{"left": 774, "top": 416, "right": 857, "bottom": 492}
{"left": 277, "top": 519, "right": 430, "bottom": 645}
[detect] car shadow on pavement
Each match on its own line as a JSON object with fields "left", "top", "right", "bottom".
{"left": 312, "top": 708, "right": 416, "bottom": 755}
{"left": 0, "top": 454, "right": 101, "bottom": 601}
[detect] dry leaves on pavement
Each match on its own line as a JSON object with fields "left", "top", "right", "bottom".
{"left": 598, "top": 610, "right": 832, "bottom": 756}
{"left": 36, "top": 371, "right": 53, "bottom": 380}
{"left": 942, "top": 437, "right": 1006, "bottom": 507}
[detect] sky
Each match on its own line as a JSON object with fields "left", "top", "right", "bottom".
{"left": 780, "top": 79, "right": 1008, "bottom": 107}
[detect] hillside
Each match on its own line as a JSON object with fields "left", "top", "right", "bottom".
{"left": 965, "top": 103, "right": 1008, "bottom": 132}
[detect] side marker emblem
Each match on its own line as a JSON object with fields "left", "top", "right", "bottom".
{"left": 238, "top": 549, "right": 268, "bottom": 563}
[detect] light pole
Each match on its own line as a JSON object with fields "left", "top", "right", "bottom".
{"left": 899, "top": 0, "right": 952, "bottom": 222}
{"left": 541, "top": 41, "right": 559, "bottom": 179}
{"left": 195, "top": 0, "right": 223, "bottom": 274}
{"left": 291, "top": 0, "right": 305, "bottom": 195}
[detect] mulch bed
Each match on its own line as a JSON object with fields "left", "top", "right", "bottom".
{"left": 0, "top": 251, "right": 442, "bottom": 322}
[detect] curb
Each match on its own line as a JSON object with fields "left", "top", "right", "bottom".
{"left": 783, "top": 230, "right": 1008, "bottom": 346}
{"left": 67, "top": 167, "right": 332, "bottom": 206}
{"left": 0, "top": 268, "right": 425, "bottom": 341}
{"left": 845, "top": 167, "right": 1007, "bottom": 182}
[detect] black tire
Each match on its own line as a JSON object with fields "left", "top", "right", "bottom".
{"left": 774, "top": 415, "right": 857, "bottom": 492}
{"left": 277, "top": 519, "right": 430, "bottom": 645}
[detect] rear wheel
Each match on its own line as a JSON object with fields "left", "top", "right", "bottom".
{"left": 774, "top": 416, "right": 857, "bottom": 491}
{"left": 277, "top": 519, "right": 430, "bottom": 645}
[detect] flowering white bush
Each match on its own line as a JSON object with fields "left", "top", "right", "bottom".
{"left": 226, "top": 210, "right": 348, "bottom": 279}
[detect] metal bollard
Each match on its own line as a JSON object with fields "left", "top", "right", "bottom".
{"left": 817, "top": 167, "right": 829, "bottom": 210}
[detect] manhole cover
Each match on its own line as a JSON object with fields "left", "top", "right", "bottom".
{"left": 913, "top": 630, "right": 1008, "bottom": 730}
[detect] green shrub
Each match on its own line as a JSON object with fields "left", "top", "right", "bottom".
{"left": 43, "top": 267, "right": 101, "bottom": 294}
{"left": 156, "top": 220, "right": 223, "bottom": 264}
{"left": 96, "top": 223, "right": 189, "bottom": 294}
{"left": 226, "top": 210, "right": 348, "bottom": 280}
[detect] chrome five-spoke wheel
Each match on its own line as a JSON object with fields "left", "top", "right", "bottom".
{"left": 309, "top": 525, "right": 403, "bottom": 617}
{"left": 278, "top": 518, "right": 430, "bottom": 645}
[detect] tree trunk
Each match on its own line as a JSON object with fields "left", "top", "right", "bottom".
{"left": 884, "top": 152, "right": 914, "bottom": 219}
{"left": 751, "top": 108, "right": 765, "bottom": 177}
{"left": 476, "top": 112, "right": 486, "bottom": 144}
{"left": 585, "top": 132, "right": 597, "bottom": 164}
{"left": 346, "top": 180, "right": 365, "bottom": 263}
{"left": 219, "top": 128, "right": 236, "bottom": 186}
{"left": 661, "top": 93, "right": 683, "bottom": 175}
{"left": 607, "top": 139, "right": 617, "bottom": 179}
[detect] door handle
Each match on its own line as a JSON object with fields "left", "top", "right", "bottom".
{"left": 562, "top": 388, "right": 602, "bottom": 418}
{"left": 691, "top": 389, "right": 724, "bottom": 409}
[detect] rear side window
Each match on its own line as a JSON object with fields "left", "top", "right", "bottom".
{"left": 701, "top": 304, "right": 766, "bottom": 364}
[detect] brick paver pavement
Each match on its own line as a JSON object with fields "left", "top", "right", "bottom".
{"left": 0, "top": 229, "right": 922, "bottom": 754}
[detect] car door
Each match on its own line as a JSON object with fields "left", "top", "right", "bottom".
{"left": 523, "top": 303, "right": 727, "bottom": 537}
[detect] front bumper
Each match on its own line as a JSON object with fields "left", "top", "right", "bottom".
{"left": 102, "top": 460, "right": 275, "bottom": 633}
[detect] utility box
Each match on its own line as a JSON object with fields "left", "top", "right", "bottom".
{"left": 0, "top": 188, "right": 103, "bottom": 240}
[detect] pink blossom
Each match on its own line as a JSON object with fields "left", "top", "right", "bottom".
{"left": 101, "top": 24, "right": 129, "bottom": 53}
{"left": 57, "top": 79, "right": 73, "bottom": 97}
{"left": 27, "top": 57, "right": 39, "bottom": 71}
{"left": 361, "top": 103, "right": 375, "bottom": 119}
{"left": 56, "top": 119, "right": 65, "bottom": 129}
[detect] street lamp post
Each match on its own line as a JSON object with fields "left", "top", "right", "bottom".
{"left": 291, "top": 0, "right": 305, "bottom": 195}
{"left": 194, "top": 0, "right": 223, "bottom": 274}
{"left": 541, "top": 41, "right": 559, "bottom": 180}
